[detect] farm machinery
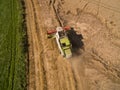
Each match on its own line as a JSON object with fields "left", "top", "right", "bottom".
{"left": 47, "top": 26, "right": 83, "bottom": 58}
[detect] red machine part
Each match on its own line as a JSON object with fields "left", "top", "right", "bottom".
{"left": 63, "top": 26, "right": 71, "bottom": 31}
{"left": 47, "top": 26, "right": 71, "bottom": 35}
{"left": 47, "top": 29, "right": 57, "bottom": 34}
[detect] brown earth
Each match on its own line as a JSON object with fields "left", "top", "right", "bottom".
{"left": 24, "top": 0, "right": 120, "bottom": 90}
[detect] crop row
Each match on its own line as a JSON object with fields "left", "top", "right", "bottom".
{"left": 0, "top": 0, "right": 26, "bottom": 90}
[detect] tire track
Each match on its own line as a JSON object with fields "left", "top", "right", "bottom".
{"left": 25, "top": 0, "right": 46, "bottom": 89}
{"left": 85, "top": 0, "right": 120, "bottom": 13}
{"left": 52, "top": 0, "right": 63, "bottom": 26}
{"left": 30, "top": 0, "right": 47, "bottom": 89}
{"left": 8, "top": 0, "right": 17, "bottom": 89}
{"left": 25, "top": 1, "right": 36, "bottom": 89}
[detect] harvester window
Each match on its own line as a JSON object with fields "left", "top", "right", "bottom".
{"left": 62, "top": 43, "right": 66, "bottom": 47}
{"left": 58, "top": 31, "right": 65, "bottom": 37}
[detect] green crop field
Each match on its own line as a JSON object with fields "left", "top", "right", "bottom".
{"left": 0, "top": 0, "right": 27, "bottom": 90}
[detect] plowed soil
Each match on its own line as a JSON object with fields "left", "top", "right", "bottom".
{"left": 25, "top": 0, "right": 120, "bottom": 90}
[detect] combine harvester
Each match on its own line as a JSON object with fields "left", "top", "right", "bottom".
{"left": 47, "top": 26, "right": 83, "bottom": 58}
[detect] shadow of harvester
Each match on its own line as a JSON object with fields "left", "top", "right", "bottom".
{"left": 67, "top": 28, "right": 84, "bottom": 55}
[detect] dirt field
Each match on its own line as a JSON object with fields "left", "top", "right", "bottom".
{"left": 24, "top": 0, "right": 120, "bottom": 90}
